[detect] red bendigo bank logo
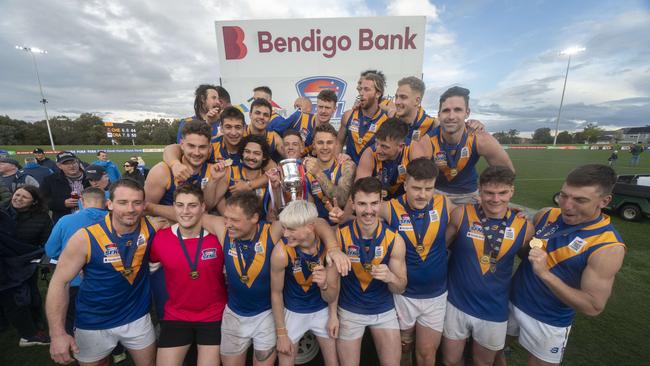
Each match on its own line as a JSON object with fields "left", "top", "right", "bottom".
{"left": 222, "top": 25, "right": 418, "bottom": 60}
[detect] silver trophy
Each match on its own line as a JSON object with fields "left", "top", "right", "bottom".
{"left": 279, "top": 158, "right": 304, "bottom": 202}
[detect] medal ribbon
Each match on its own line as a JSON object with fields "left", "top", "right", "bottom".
{"left": 439, "top": 131, "right": 468, "bottom": 169}
{"left": 477, "top": 206, "right": 511, "bottom": 270}
{"left": 295, "top": 239, "right": 324, "bottom": 277}
{"left": 404, "top": 197, "right": 433, "bottom": 250}
{"left": 234, "top": 226, "right": 263, "bottom": 278}
{"left": 105, "top": 220, "right": 141, "bottom": 274}
{"left": 176, "top": 227, "right": 205, "bottom": 275}
{"left": 535, "top": 215, "right": 602, "bottom": 240}
{"left": 353, "top": 220, "right": 381, "bottom": 267}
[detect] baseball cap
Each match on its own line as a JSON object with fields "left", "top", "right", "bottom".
{"left": 56, "top": 151, "right": 77, "bottom": 163}
{"left": 85, "top": 165, "right": 106, "bottom": 181}
{"left": 0, "top": 156, "right": 21, "bottom": 168}
{"left": 33, "top": 148, "right": 45, "bottom": 154}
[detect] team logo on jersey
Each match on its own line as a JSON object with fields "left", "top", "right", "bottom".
{"left": 295, "top": 76, "right": 347, "bottom": 122}
{"left": 254, "top": 241, "right": 264, "bottom": 254}
{"left": 374, "top": 246, "right": 384, "bottom": 258}
{"left": 201, "top": 248, "right": 217, "bottom": 260}
{"left": 300, "top": 128, "right": 309, "bottom": 142}
{"left": 347, "top": 245, "right": 360, "bottom": 262}
{"left": 397, "top": 164, "right": 407, "bottom": 175}
{"left": 311, "top": 180, "right": 322, "bottom": 194}
{"left": 136, "top": 234, "right": 146, "bottom": 246}
{"left": 201, "top": 177, "right": 209, "bottom": 189}
{"left": 293, "top": 259, "right": 302, "bottom": 273}
{"left": 411, "top": 130, "right": 421, "bottom": 141}
{"left": 398, "top": 214, "right": 413, "bottom": 231}
{"left": 429, "top": 209, "right": 439, "bottom": 222}
{"left": 504, "top": 227, "right": 515, "bottom": 240}
{"left": 434, "top": 152, "right": 447, "bottom": 166}
{"left": 104, "top": 243, "right": 118, "bottom": 256}
{"left": 460, "top": 146, "right": 469, "bottom": 158}
{"left": 467, "top": 222, "right": 485, "bottom": 240}
{"left": 568, "top": 237, "right": 587, "bottom": 253}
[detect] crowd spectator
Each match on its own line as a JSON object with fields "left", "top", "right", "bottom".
{"left": 122, "top": 160, "right": 145, "bottom": 186}
{"left": 33, "top": 148, "right": 58, "bottom": 172}
{"left": 130, "top": 155, "right": 149, "bottom": 178}
{"left": 22, "top": 157, "right": 54, "bottom": 186}
{"left": 91, "top": 150, "right": 121, "bottom": 183}
{"left": 630, "top": 144, "right": 644, "bottom": 166}
{"left": 0, "top": 156, "right": 39, "bottom": 192}
{"left": 41, "top": 152, "right": 90, "bottom": 223}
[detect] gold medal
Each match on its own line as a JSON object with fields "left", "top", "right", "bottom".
{"left": 480, "top": 255, "right": 490, "bottom": 264}
{"left": 450, "top": 168, "right": 458, "bottom": 177}
{"left": 363, "top": 263, "right": 373, "bottom": 272}
{"left": 308, "top": 261, "right": 320, "bottom": 271}
{"left": 240, "top": 275, "right": 249, "bottom": 283}
{"left": 121, "top": 268, "right": 133, "bottom": 277}
{"left": 530, "top": 238, "right": 544, "bottom": 249}
{"left": 190, "top": 271, "right": 199, "bottom": 280}
{"left": 416, "top": 244, "right": 424, "bottom": 254}
{"left": 358, "top": 137, "right": 364, "bottom": 144}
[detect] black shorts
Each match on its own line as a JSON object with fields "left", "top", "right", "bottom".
{"left": 158, "top": 320, "right": 222, "bottom": 347}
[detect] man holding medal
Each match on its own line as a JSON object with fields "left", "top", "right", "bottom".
{"left": 47, "top": 179, "right": 161, "bottom": 366}
{"left": 423, "top": 86, "right": 513, "bottom": 205}
{"left": 506, "top": 164, "right": 626, "bottom": 365}
{"left": 441, "top": 166, "right": 532, "bottom": 366}
{"left": 270, "top": 200, "right": 340, "bottom": 366}
{"left": 148, "top": 184, "right": 227, "bottom": 366}
{"left": 335, "top": 177, "right": 407, "bottom": 366}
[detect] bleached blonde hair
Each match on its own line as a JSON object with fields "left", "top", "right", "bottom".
{"left": 279, "top": 200, "right": 318, "bottom": 229}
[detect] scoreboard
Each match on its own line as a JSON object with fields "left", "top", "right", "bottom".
{"left": 104, "top": 121, "right": 137, "bottom": 140}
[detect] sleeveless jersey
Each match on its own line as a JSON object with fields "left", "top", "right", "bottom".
{"left": 447, "top": 204, "right": 528, "bottom": 322}
{"left": 226, "top": 166, "right": 271, "bottom": 220}
{"left": 76, "top": 214, "right": 155, "bottom": 330}
{"left": 159, "top": 162, "right": 215, "bottom": 205}
{"left": 210, "top": 135, "right": 241, "bottom": 166}
{"left": 511, "top": 208, "right": 625, "bottom": 327}
{"left": 405, "top": 108, "right": 437, "bottom": 145}
{"left": 149, "top": 226, "right": 227, "bottom": 322}
{"left": 245, "top": 125, "right": 283, "bottom": 158}
{"left": 281, "top": 239, "right": 328, "bottom": 314}
{"left": 223, "top": 222, "right": 276, "bottom": 316}
{"left": 370, "top": 145, "right": 412, "bottom": 200}
{"left": 337, "top": 220, "right": 397, "bottom": 315}
{"left": 429, "top": 127, "right": 480, "bottom": 194}
{"left": 387, "top": 194, "right": 449, "bottom": 298}
{"left": 176, "top": 116, "right": 220, "bottom": 143}
{"left": 343, "top": 108, "right": 389, "bottom": 164}
{"left": 291, "top": 112, "right": 317, "bottom": 154}
{"left": 306, "top": 161, "right": 343, "bottom": 223}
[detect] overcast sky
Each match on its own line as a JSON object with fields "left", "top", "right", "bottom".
{"left": 1, "top": 0, "right": 649, "bottom": 134}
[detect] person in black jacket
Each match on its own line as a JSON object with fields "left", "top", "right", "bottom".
{"left": 33, "top": 148, "right": 59, "bottom": 172}
{"left": 40, "top": 151, "right": 90, "bottom": 224}
{"left": 122, "top": 159, "right": 145, "bottom": 186}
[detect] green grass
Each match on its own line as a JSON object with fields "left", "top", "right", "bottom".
{"left": 1, "top": 147, "right": 648, "bottom": 365}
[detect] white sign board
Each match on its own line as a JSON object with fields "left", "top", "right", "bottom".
{"left": 215, "top": 16, "right": 426, "bottom": 127}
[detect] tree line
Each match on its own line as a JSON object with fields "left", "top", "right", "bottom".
{"left": 0, "top": 114, "right": 181, "bottom": 146}
{"left": 493, "top": 123, "right": 612, "bottom": 145}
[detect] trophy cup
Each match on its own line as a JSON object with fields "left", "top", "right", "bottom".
{"left": 278, "top": 158, "right": 305, "bottom": 202}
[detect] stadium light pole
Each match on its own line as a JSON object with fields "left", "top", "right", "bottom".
{"left": 15, "top": 45, "right": 56, "bottom": 151}
{"left": 553, "top": 46, "right": 585, "bottom": 146}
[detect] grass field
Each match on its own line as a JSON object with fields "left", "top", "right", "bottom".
{"left": 1, "top": 145, "right": 648, "bottom": 365}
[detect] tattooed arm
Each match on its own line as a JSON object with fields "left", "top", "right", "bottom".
{"left": 315, "top": 160, "right": 356, "bottom": 208}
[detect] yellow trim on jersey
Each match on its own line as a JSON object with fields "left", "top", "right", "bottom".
{"left": 231, "top": 223, "right": 271, "bottom": 288}
{"left": 430, "top": 133, "right": 477, "bottom": 181}
{"left": 389, "top": 194, "right": 446, "bottom": 261}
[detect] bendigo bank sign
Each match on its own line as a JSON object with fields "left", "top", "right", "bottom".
{"left": 216, "top": 17, "right": 425, "bottom": 125}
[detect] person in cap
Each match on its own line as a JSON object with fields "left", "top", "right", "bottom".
{"left": 41, "top": 152, "right": 90, "bottom": 224}
{"left": 79, "top": 165, "right": 111, "bottom": 209}
{"left": 23, "top": 157, "right": 54, "bottom": 186}
{"left": 0, "top": 156, "right": 39, "bottom": 193}
{"left": 33, "top": 148, "right": 59, "bottom": 172}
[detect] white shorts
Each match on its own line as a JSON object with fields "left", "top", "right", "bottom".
{"left": 443, "top": 302, "right": 507, "bottom": 351}
{"left": 394, "top": 292, "right": 447, "bottom": 332}
{"left": 74, "top": 314, "right": 156, "bottom": 363}
{"left": 435, "top": 189, "right": 479, "bottom": 205}
{"left": 506, "top": 303, "right": 571, "bottom": 364}
{"left": 285, "top": 307, "right": 330, "bottom": 344}
{"left": 220, "top": 306, "right": 276, "bottom": 355}
{"left": 338, "top": 308, "right": 399, "bottom": 341}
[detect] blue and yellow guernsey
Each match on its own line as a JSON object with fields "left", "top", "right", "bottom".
{"left": 210, "top": 135, "right": 241, "bottom": 166}
{"left": 405, "top": 108, "right": 437, "bottom": 145}
{"left": 337, "top": 221, "right": 397, "bottom": 315}
{"left": 370, "top": 145, "right": 412, "bottom": 200}
{"left": 159, "top": 162, "right": 214, "bottom": 205}
{"left": 75, "top": 214, "right": 155, "bottom": 330}
{"left": 447, "top": 204, "right": 528, "bottom": 322}
{"left": 244, "top": 126, "right": 283, "bottom": 159}
{"left": 226, "top": 165, "right": 270, "bottom": 220}
{"left": 290, "top": 112, "right": 317, "bottom": 155}
{"left": 511, "top": 208, "right": 625, "bottom": 327}
{"left": 281, "top": 239, "right": 328, "bottom": 314}
{"left": 343, "top": 108, "right": 389, "bottom": 164}
{"left": 429, "top": 127, "right": 480, "bottom": 194}
{"left": 223, "top": 222, "right": 276, "bottom": 317}
{"left": 387, "top": 194, "right": 449, "bottom": 299}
